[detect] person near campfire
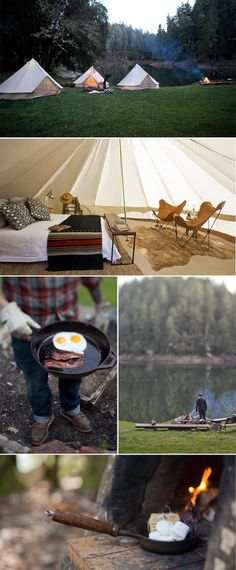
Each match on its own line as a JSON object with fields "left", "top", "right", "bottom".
{"left": 0, "top": 277, "right": 95, "bottom": 446}
{"left": 195, "top": 393, "right": 207, "bottom": 421}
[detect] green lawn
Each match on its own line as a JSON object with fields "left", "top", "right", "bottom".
{"left": 119, "top": 421, "right": 236, "bottom": 454}
{"left": 80, "top": 276, "right": 117, "bottom": 306}
{"left": 0, "top": 84, "right": 235, "bottom": 137}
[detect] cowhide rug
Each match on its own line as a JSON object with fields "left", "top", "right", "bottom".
{"left": 132, "top": 226, "right": 235, "bottom": 272}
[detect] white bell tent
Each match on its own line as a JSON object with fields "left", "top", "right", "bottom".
{"left": 0, "top": 58, "right": 62, "bottom": 100}
{"left": 0, "top": 138, "right": 234, "bottom": 236}
{"left": 117, "top": 64, "right": 159, "bottom": 90}
{"left": 74, "top": 66, "right": 104, "bottom": 89}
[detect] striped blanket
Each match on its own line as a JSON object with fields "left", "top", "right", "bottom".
{"left": 47, "top": 215, "right": 103, "bottom": 271}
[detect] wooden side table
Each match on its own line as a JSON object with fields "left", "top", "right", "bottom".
{"left": 104, "top": 214, "right": 136, "bottom": 265}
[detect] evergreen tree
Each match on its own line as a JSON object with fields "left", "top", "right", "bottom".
{"left": 119, "top": 278, "right": 236, "bottom": 356}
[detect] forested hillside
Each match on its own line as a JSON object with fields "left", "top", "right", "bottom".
{"left": 119, "top": 278, "right": 236, "bottom": 356}
{"left": 106, "top": 0, "right": 236, "bottom": 61}
{"left": 1, "top": 0, "right": 235, "bottom": 73}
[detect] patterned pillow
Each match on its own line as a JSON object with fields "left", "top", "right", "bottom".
{"left": 27, "top": 198, "right": 50, "bottom": 221}
{"left": 0, "top": 200, "right": 36, "bottom": 230}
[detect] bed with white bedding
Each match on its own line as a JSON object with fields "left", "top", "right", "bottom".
{"left": 0, "top": 214, "right": 121, "bottom": 263}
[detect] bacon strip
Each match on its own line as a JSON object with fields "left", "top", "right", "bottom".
{"left": 51, "top": 351, "right": 82, "bottom": 361}
{"left": 43, "top": 358, "right": 85, "bottom": 369}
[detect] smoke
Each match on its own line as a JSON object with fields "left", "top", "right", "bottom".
{"left": 174, "top": 60, "right": 203, "bottom": 79}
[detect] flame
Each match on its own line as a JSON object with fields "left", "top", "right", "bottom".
{"left": 203, "top": 76, "right": 211, "bottom": 84}
{"left": 188, "top": 467, "right": 212, "bottom": 506}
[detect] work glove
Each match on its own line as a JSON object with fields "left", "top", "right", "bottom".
{"left": 0, "top": 302, "right": 41, "bottom": 336}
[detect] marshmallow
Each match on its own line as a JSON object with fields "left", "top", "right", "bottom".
{"left": 149, "top": 531, "right": 175, "bottom": 542}
{"left": 156, "top": 520, "right": 173, "bottom": 536}
{"left": 171, "top": 521, "right": 190, "bottom": 541}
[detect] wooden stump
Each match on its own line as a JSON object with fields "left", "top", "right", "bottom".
{"left": 61, "top": 536, "right": 206, "bottom": 570}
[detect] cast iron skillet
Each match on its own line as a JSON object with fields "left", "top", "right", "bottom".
{"left": 31, "top": 320, "right": 116, "bottom": 380}
{"left": 45, "top": 510, "right": 200, "bottom": 555}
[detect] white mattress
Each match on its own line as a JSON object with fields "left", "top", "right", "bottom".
{"left": 0, "top": 214, "right": 121, "bottom": 263}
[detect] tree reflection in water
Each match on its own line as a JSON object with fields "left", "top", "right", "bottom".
{"left": 119, "top": 363, "right": 236, "bottom": 422}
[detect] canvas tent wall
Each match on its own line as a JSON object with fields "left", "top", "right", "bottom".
{"left": 0, "top": 58, "right": 62, "bottom": 100}
{"left": 117, "top": 64, "right": 159, "bottom": 90}
{"left": 74, "top": 66, "right": 104, "bottom": 89}
{"left": 0, "top": 138, "right": 234, "bottom": 236}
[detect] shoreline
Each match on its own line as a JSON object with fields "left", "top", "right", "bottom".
{"left": 120, "top": 354, "right": 236, "bottom": 365}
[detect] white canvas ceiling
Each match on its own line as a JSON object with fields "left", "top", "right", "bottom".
{"left": 0, "top": 138, "right": 235, "bottom": 235}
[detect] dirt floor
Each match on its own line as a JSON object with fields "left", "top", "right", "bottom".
{"left": 0, "top": 319, "right": 117, "bottom": 454}
{"left": 0, "top": 484, "right": 97, "bottom": 570}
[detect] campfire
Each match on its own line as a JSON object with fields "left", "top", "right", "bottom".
{"left": 202, "top": 76, "right": 211, "bottom": 84}
{"left": 188, "top": 466, "right": 212, "bottom": 507}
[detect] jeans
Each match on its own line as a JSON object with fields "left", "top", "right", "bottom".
{"left": 12, "top": 337, "right": 81, "bottom": 423}
{"left": 199, "top": 410, "right": 206, "bottom": 420}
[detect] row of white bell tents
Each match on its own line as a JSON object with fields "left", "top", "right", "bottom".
{"left": 74, "top": 63, "right": 159, "bottom": 90}
{"left": 0, "top": 60, "right": 159, "bottom": 99}
{"left": 0, "top": 138, "right": 234, "bottom": 236}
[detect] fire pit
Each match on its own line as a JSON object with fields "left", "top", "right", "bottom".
{"left": 200, "top": 76, "right": 235, "bottom": 85}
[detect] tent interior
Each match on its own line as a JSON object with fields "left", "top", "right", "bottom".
{"left": 0, "top": 137, "right": 235, "bottom": 275}
{"left": 0, "top": 58, "right": 62, "bottom": 100}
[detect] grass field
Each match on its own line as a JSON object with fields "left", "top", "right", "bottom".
{"left": 0, "top": 84, "right": 235, "bottom": 137}
{"left": 119, "top": 421, "right": 236, "bottom": 454}
{"left": 80, "top": 276, "right": 117, "bottom": 306}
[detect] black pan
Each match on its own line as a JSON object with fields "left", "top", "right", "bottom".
{"left": 31, "top": 320, "right": 116, "bottom": 380}
{"left": 45, "top": 510, "right": 200, "bottom": 555}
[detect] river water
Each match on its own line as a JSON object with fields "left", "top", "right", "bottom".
{"left": 119, "top": 362, "right": 236, "bottom": 422}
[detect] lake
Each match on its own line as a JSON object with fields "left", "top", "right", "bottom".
{"left": 110, "top": 64, "right": 202, "bottom": 86}
{"left": 110, "top": 62, "right": 236, "bottom": 87}
{"left": 119, "top": 362, "right": 236, "bottom": 422}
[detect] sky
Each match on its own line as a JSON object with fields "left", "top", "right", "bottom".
{"left": 102, "top": 0, "right": 196, "bottom": 33}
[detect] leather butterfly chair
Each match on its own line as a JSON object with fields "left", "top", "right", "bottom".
{"left": 152, "top": 199, "right": 186, "bottom": 233}
{"left": 175, "top": 200, "right": 226, "bottom": 249}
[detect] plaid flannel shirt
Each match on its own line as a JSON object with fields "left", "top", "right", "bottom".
{"left": 3, "top": 277, "right": 81, "bottom": 329}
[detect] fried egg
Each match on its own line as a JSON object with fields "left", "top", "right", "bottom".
{"left": 52, "top": 332, "right": 87, "bottom": 354}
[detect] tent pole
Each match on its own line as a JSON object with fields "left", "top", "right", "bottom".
{"left": 119, "top": 138, "right": 127, "bottom": 222}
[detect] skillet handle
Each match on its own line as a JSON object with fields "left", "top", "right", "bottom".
{"left": 47, "top": 510, "right": 120, "bottom": 537}
{"left": 98, "top": 348, "right": 117, "bottom": 370}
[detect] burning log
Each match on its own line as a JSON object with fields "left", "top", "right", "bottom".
{"left": 196, "top": 488, "right": 218, "bottom": 509}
